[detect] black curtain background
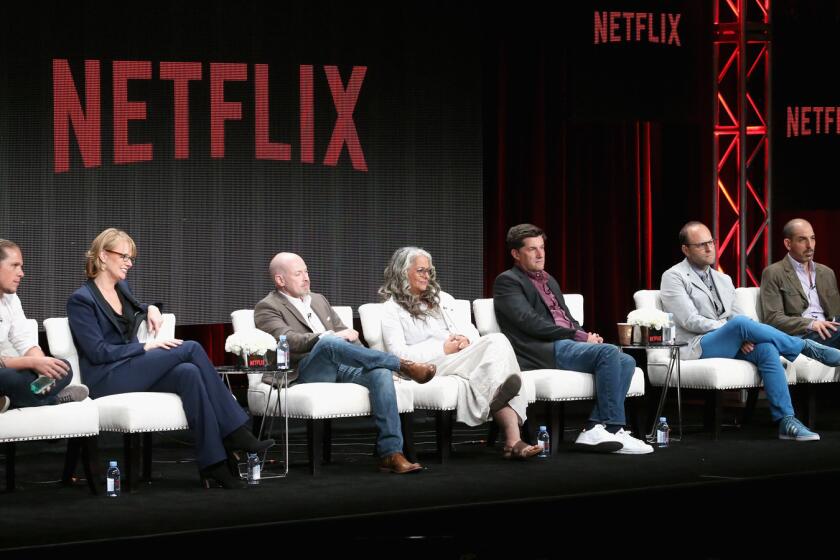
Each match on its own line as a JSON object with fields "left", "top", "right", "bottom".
{"left": 481, "top": 10, "right": 713, "bottom": 338}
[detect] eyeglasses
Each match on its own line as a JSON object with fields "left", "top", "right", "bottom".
{"left": 414, "top": 267, "right": 433, "bottom": 277}
{"left": 684, "top": 239, "right": 716, "bottom": 250}
{"left": 105, "top": 250, "right": 136, "bottom": 264}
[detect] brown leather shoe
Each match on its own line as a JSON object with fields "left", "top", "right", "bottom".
{"left": 399, "top": 359, "right": 436, "bottom": 384}
{"left": 379, "top": 452, "right": 422, "bottom": 474}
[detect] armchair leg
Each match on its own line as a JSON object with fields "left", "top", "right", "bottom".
{"left": 400, "top": 412, "right": 416, "bottom": 463}
{"left": 123, "top": 433, "right": 141, "bottom": 492}
{"left": 703, "top": 391, "right": 723, "bottom": 440}
{"left": 62, "top": 437, "right": 82, "bottom": 485}
{"left": 548, "top": 401, "right": 563, "bottom": 457}
{"left": 741, "top": 388, "right": 759, "bottom": 425}
{"left": 307, "top": 419, "right": 324, "bottom": 476}
{"left": 141, "top": 433, "right": 153, "bottom": 482}
{"left": 486, "top": 421, "right": 499, "bottom": 448}
{"left": 4, "top": 442, "right": 16, "bottom": 492}
{"left": 627, "top": 396, "right": 645, "bottom": 439}
{"left": 804, "top": 384, "right": 818, "bottom": 429}
{"left": 520, "top": 418, "right": 532, "bottom": 445}
{"left": 83, "top": 436, "right": 99, "bottom": 494}
{"left": 436, "top": 410, "right": 453, "bottom": 463}
{"left": 322, "top": 419, "right": 332, "bottom": 464}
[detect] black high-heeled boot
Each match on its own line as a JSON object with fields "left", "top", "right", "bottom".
{"left": 200, "top": 459, "right": 247, "bottom": 489}
{"left": 223, "top": 426, "right": 275, "bottom": 454}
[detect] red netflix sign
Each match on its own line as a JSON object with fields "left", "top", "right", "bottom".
{"left": 593, "top": 11, "right": 682, "bottom": 46}
{"left": 786, "top": 106, "right": 840, "bottom": 137}
{"left": 52, "top": 60, "right": 368, "bottom": 173}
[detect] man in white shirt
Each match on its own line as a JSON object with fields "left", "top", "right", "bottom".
{"left": 254, "top": 252, "right": 435, "bottom": 474}
{"left": 0, "top": 239, "right": 88, "bottom": 412}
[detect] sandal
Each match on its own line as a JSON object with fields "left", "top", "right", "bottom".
{"left": 502, "top": 440, "right": 541, "bottom": 460}
{"left": 489, "top": 374, "right": 522, "bottom": 414}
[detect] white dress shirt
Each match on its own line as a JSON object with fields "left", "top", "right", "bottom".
{"left": 279, "top": 291, "right": 330, "bottom": 335}
{"left": 0, "top": 293, "right": 38, "bottom": 357}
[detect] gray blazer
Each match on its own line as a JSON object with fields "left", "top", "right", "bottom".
{"left": 254, "top": 290, "right": 350, "bottom": 370}
{"left": 660, "top": 258, "right": 742, "bottom": 360}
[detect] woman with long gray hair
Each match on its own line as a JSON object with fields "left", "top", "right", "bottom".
{"left": 379, "top": 247, "right": 540, "bottom": 459}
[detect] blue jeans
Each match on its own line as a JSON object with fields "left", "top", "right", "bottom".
{"left": 297, "top": 335, "right": 403, "bottom": 458}
{"left": 553, "top": 340, "right": 636, "bottom": 426}
{"left": 699, "top": 316, "right": 804, "bottom": 421}
{"left": 0, "top": 362, "right": 73, "bottom": 409}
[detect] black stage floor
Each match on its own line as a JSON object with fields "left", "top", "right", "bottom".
{"left": 3, "top": 394, "right": 840, "bottom": 558}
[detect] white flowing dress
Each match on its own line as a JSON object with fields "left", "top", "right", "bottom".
{"left": 381, "top": 291, "right": 526, "bottom": 426}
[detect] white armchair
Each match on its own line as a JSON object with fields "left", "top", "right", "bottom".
{"left": 472, "top": 296, "right": 646, "bottom": 454}
{"left": 1, "top": 319, "right": 99, "bottom": 493}
{"left": 230, "top": 308, "right": 415, "bottom": 475}
{"left": 634, "top": 288, "right": 796, "bottom": 438}
{"left": 44, "top": 313, "right": 188, "bottom": 491}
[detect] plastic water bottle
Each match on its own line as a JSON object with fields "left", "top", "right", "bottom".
{"left": 106, "top": 460, "right": 121, "bottom": 496}
{"left": 30, "top": 375, "right": 56, "bottom": 395}
{"left": 656, "top": 417, "right": 670, "bottom": 448}
{"left": 537, "top": 425, "right": 550, "bottom": 458}
{"left": 663, "top": 313, "right": 676, "bottom": 345}
{"left": 276, "top": 335, "right": 290, "bottom": 370}
{"left": 247, "top": 452, "right": 261, "bottom": 485}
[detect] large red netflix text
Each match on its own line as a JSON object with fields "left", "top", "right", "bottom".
{"left": 53, "top": 60, "right": 368, "bottom": 173}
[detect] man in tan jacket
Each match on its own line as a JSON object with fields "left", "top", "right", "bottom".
{"left": 759, "top": 219, "right": 840, "bottom": 348}
{"left": 254, "top": 252, "right": 435, "bottom": 474}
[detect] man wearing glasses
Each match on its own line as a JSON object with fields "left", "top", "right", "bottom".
{"left": 493, "top": 224, "right": 653, "bottom": 455}
{"left": 758, "top": 218, "right": 840, "bottom": 348}
{"left": 660, "top": 221, "right": 840, "bottom": 441}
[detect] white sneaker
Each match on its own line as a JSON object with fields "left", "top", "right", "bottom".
{"left": 573, "top": 424, "right": 624, "bottom": 453}
{"left": 611, "top": 429, "right": 654, "bottom": 454}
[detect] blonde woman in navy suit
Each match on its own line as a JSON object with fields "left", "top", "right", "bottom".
{"left": 67, "top": 228, "right": 273, "bottom": 489}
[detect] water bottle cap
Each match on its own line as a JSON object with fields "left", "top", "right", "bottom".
{"left": 659, "top": 417, "right": 667, "bottom": 422}
{"left": 109, "top": 460, "right": 117, "bottom": 467}
{"left": 539, "top": 425, "right": 546, "bottom": 431}
{"left": 279, "top": 335, "right": 286, "bottom": 341}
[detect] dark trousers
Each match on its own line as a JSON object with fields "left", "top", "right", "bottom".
{"left": 0, "top": 363, "right": 73, "bottom": 409}
{"left": 803, "top": 327, "right": 840, "bottom": 349}
{"left": 87, "top": 341, "right": 248, "bottom": 468}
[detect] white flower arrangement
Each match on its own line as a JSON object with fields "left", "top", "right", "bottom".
{"left": 224, "top": 328, "right": 277, "bottom": 357}
{"left": 626, "top": 308, "right": 669, "bottom": 329}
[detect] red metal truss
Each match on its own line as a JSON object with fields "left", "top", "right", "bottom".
{"left": 713, "top": 0, "right": 771, "bottom": 286}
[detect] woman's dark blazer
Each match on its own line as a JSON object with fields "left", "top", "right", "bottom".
{"left": 66, "top": 279, "right": 148, "bottom": 388}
